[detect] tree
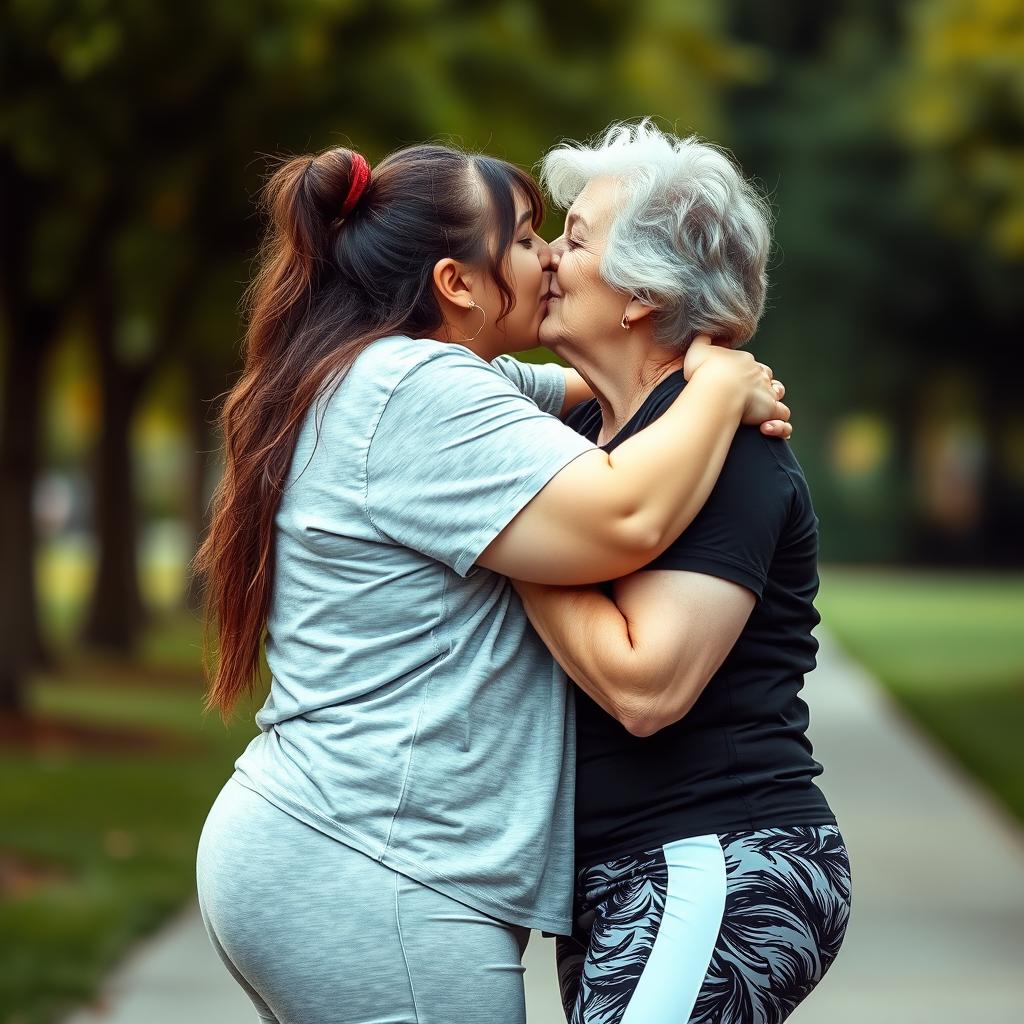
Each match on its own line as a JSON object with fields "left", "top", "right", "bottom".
{"left": 1, "top": 0, "right": 761, "bottom": 707}
{"left": 724, "top": 0, "right": 1023, "bottom": 563}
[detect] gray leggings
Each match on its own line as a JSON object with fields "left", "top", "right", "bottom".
{"left": 196, "top": 778, "right": 530, "bottom": 1024}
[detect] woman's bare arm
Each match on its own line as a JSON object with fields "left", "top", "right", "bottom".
{"left": 513, "top": 569, "right": 754, "bottom": 735}
{"left": 478, "top": 345, "right": 788, "bottom": 585}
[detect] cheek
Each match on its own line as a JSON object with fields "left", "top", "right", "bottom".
{"left": 519, "top": 248, "right": 542, "bottom": 285}
{"left": 564, "top": 259, "right": 617, "bottom": 331}
{"left": 565, "top": 257, "right": 600, "bottom": 307}
{"left": 511, "top": 253, "right": 542, "bottom": 309}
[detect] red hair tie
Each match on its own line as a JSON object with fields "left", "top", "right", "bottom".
{"left": 340, "top": 153, "right": 371, "bottom": 218}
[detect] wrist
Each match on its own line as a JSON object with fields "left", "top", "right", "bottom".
{"left": 688, "top": 362, "right": 747, "bottom": 419}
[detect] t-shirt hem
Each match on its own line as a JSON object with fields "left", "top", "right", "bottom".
{"left": 576, "top": 809, "right": 838, "bottom": 872}
{"left": 230, "top": 770, "right": 571, "bottom": 934}
{"left": 526, "top": 360, "right": 567, "bottom": 417}
{"left": 453, "top": 438, "right": 595, "bottom": 577}
{"left": 542, "top": 363, "right": 567, "bottom": 417}
{"left": 643, "top": 548, "right": 768, "bottom": 598}
{"left": 491, "top": 355, "right": 566, "bottom": 417}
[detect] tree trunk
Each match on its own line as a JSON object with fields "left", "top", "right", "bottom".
{"left": 0, "top": 156, "right": 123, "bottom": 696}
{"left": 80, "top": 279, "right": 146, "bottom": 652}
{"left": 0, "top": 323, "right": 48, "bottom": 712}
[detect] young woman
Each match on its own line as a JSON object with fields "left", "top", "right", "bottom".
{"left": 515, "top": 122, "right": 851, "bottom": 1024}
{"left": 194, "top": 140, "right": 789, "bottom": 1024}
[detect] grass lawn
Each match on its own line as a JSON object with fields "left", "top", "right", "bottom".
{"left": 817, "top": 567, "right": 1024, "bottom": 824}
{"left": 0, "top": 610, "right": 260, "bottom": 1024}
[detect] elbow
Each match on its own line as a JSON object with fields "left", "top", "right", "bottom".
{"left": 607, "top": 512, "right": 666, "bottom": 566}
{"left": 616, "top": 678, "right": 704, "bottom": 737}
{"left": 614, "top": 692, "right": 671, "bottom": 738}
{"left": 621, "top": 713, "right": 664, "bottom": 739}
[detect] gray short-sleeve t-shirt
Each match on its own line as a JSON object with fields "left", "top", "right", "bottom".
{"left": 232, "top": 336, "right": 594, "bottom": 932}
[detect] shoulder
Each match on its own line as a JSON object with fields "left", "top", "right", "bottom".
{"left": 734, "top": 430, "right": 813, "bottom": 501}
{"left": 354, "top": 335, "right": 499, "bottom": 386}
{"left": 760, "top": 435, "right": 815, "bottom": 520}
{"left": 715, "top": 428, "right": 797, "bottom": 496}
{"left": 699, "top": 432, "right": 820, "bottom": 548}
{"left": 347, "top": 337, "right": 521, "bottom": 421}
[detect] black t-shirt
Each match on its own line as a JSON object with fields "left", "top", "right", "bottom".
{"left": 566, "top": 371, "right": 835, "bottom": 868}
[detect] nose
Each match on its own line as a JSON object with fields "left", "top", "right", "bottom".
{"left": 537, "top": 236, "right": 553, "bottom": 270}
{"left": 548, "top": 235, "right": 565, "bottom": 270}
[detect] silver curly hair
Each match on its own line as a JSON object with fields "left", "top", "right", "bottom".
{"left": 541, "top": 120, "right": 773, "bottom": 350}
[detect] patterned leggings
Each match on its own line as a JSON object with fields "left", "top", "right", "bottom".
{"left": 556, "top": 826, "right": 851, "bottom": 1024}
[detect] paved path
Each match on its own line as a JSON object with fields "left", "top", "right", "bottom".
{"left": 66, "top": 630, "right": 1024, "bottom": 1023}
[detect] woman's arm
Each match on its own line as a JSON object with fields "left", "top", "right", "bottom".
{"left": 513, "top": 569, "right": 754, "bottom": 736}
{"left": 477, "top": 342, "right": 788, "bottom": 585}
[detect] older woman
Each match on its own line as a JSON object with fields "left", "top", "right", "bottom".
{"left": 515, "top": 123, "right": 851, "bottom": 1024}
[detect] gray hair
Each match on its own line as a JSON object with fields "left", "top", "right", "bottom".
{"left": 541, "top": 120, "right": 772, "bottom": 349}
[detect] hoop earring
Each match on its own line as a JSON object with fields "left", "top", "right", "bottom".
{"left": 464, "top": 300, "right": 487, "bottom": 342}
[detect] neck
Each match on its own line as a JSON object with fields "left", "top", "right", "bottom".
{"left": 552, "top": 328, "right": 685, "bottom": 445}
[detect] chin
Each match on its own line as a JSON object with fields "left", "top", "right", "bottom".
{"left": 505, "top": 322, "right": 541, "bottom": 354}
{"left": 538, "top": 320, "right": 559, "bottom": 348}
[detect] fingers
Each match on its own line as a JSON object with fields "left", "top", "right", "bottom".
{"left": 756, "top": 361, "right": 774, "bottom": 381}
{"left": 760, "top": 418, "right": 793, "bottom": 439}
{"left": 759, "top": 399, "right": 792, "bottom": 439}
{"left": 760, "top": 419, "right": 793, "bottom": 439}
{"left": 771, "top": 378, "right": 785, "bottom": 400}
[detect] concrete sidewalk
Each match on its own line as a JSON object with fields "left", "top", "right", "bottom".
{"left": 66, "top": 629, "right": 1024, "bottom": 1023}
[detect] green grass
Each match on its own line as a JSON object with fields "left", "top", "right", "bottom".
{"left": 818, "top": 568, "right": 1024, "bottom": 823}
{"left": 0, "top": 612, "right": 260, "bottom": 1024}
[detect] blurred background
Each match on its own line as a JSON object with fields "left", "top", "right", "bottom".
{"left": 2, "top": 1, "right": 1022, "bottom": 1022}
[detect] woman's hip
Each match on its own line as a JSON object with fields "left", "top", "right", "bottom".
{"left": 196, "top": 777, "right": 530, "bottom": 1023}
{"left": 558, "top": 824, "right": 851, "bottom": 1024}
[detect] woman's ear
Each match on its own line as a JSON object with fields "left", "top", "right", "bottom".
{"left": 432, "top": 258, "right": 476, "bottom": 311}
{"left": 624, "top": 295, "right": 656, "bottom": 324}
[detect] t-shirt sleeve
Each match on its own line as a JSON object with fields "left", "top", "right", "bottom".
{"left": 644, "top": 429, "right": 793, "bottom": 598}
{"left": 366, "top": 348, "right": 595, "bottom": 576}
{"left": 490, "top": 355, "right": 566, "bottom": 416}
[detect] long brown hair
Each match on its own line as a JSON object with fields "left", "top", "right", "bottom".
{"left": 195, "top": 143, "right": 543, "bottom": 717}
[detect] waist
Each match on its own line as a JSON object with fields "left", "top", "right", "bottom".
{"left": 574, "top": 750, "right": 834, "bottom": 868}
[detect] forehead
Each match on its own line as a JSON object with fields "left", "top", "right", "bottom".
{"left": 512, "top": 185, "right": 533, "bottom": 212}
{"left": 511, "top": 184, "right": 542, "bottom": 226}
{"left": 568, "top": 176, "right": 621, "bottom": 232}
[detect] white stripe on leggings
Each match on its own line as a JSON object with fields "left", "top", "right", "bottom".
{"left": 620, "top": 833, "right": 726, "bottom": 1024}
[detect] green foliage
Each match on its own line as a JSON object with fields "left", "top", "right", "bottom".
{"left": 897, "top": 0, "right": 1024, "bottom": 260}
{"left": 4, "top": 0, "right": 761, "bottom": 380}
{"left": 723, "top": 1, "right": 1022, "bottom": 562}
{"left": 4, "top": 0, "right": 1021, "bottom": 580}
